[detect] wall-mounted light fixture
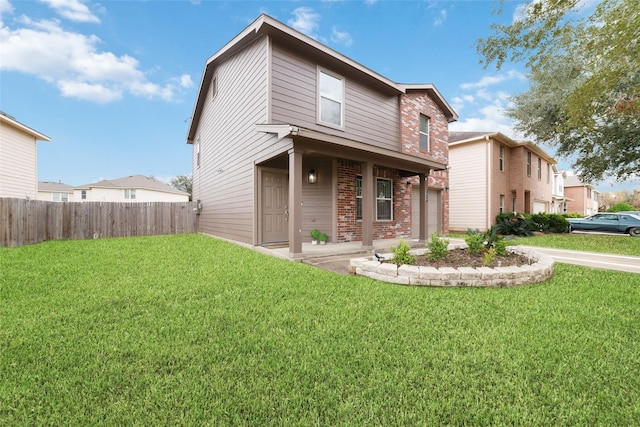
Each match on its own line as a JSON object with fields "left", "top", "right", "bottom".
{"left": 308, "top": 169, "right": 317, "bottom": 184}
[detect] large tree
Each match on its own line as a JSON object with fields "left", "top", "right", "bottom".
{"left": 170, "top": 175, "right": 192, "bottom": 200}
{"left": 477, "top": 0, "right": 640, "bottom": 183}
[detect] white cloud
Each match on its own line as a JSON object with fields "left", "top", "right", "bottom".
{"left": 0, "top": 16, "right": 191, "bottom": 103}
{"left": 288, "top": 7, "right": 320, "bottom": 38}
{"left": 331, "top": 26, "right": 353, "bottom": 46}
{"left": 364, "top": 0, "right": 378, "bottom": 5}
{"left": 433, "top": 8, "right": 447, "bottom": 27}
{"left": 39, "top": 0, "right": 100, "bottom": 23}
{"left": 0, "top": 0, "right": 13, "bottom": 15}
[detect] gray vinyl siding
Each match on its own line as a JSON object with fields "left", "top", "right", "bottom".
{"left": 449, "top": 141, "right": 488, "bottom": 231}
{"left": 302, "top": 157, "right": 333, "bottom": 242}
{"left": 192, "top": 37, "right": 270, "bottom": 244}
{"left": 270, "top": 45, "right": 400, "bottom": 151}
{"left": 0, "top": 123, "right": 38, "bottom": 199}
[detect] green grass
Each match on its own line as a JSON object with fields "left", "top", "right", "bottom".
{"left": 508, "top": 233, "right": 640, "bottom": 256}
{"left": 2, "top": 234, "right": 639, "bottom": 425}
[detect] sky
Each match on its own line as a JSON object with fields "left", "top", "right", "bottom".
{"left": 0, "top": 0, "right": 636, "bottom": 193}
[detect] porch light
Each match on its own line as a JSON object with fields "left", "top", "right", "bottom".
{"left": 308, "top": 169, "right": 317, "bottom": 184}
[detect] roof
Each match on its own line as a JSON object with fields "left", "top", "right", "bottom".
{"left": 0, "top": 111, "right": 51, "bottom": 141}
{"left": 449, "top": 131, "right": 557, "bottom": 164}
{"left": 38, "top": 181, "right": 74, "bottom": 192}
{"left": 564, "top": 175, "right": 597, "bottom": 191}
{"left": 187, "top": 14, "right": 457, "bottom": 143}
{"left": 75, "top": 175, "right": 188, "bottom": 195}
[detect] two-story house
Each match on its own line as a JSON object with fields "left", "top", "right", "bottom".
{"left": 186, "top": 14, "right": 458, "bottom": 258}
{"left": 550, "top": 166, "right": 572, "bottom": 214}
{"left": 0, "top": 112, "right": 51, "bottom": 199}
{"left": 564, "top": 175, "right": 599, "bottom": 216}
{"left": 448, "top": 132, "right": 556, "bottom": 232}
{"left": 38, "top": 181, "right": 75, "bottom": 202}
{"left": 73, "top": 175, "right": 189, "bottom": 202}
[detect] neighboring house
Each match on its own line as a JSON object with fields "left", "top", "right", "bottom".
{"left": 564, "top": 175, "right": 599, "bottom": 216}
{"left": 448, "top": 131, "right": 556, "bottom": 232}
{"left": 550, "top": 166, "right": 573, "bottom": 214}
{"left": 186, "top": 14, "right": 458, "bottom": 257}
{"left": 0, "top": 112, "right": 51, "bottom": 199}
{"left": 74, "top": 175, "right": 189, "bottom": 202}
{"left": 38, "top": 181, "right": 75, "bottom": 202}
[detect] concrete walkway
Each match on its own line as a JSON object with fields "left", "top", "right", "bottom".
{"left": 262, "top": 238, "right": 640, "bottom": 275}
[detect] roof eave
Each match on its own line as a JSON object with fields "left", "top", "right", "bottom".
{"left": 402, "top": 84, "right": 459, "bottom": 123}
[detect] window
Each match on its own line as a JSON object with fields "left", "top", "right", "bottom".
{"left": 419, "top": 114, "right": 430, "bottom": 151}
{"left": 500, "top": 195, "right": 505, "bottom": 213}
{"left": 499, "top": 145, "right": 505, "bottom": 171}
{"left": 356, "top": 175, "right": 362, "bottom": 220}
{"left": 81, "top": 190, "right": 86, "bottom": 200}
{"left": 52, "top": 193, "right": 68, "bottom": 202}
{"left": 318, "top": 69, "right": 344, "bottom": 128}
{"left": 512, "top": 196, "right": 517, "bottom": 212}
{"left": 547, "top": 164, "right": 550, "bottom": 183}
{"left": 537, "top": 157, "right": 542, "bottom": 180}
{"left": 376, "top": 178, "right": 392, "bottom": 221}
{"left": 125, "top": 189, "right": 136, "bottom": 200}
{"left": 526, "top": 152, "right": 531, "bottom": 176}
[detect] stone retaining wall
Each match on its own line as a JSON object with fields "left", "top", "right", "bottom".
{"left": 350, "top": 245, "right": 554, "bottom": 287}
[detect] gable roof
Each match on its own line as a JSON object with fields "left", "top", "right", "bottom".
{"left": 564, "top": 175, "right": 597, "bottom": 190}
{"left": 449, "top": 131, "right": 557, "bottom": 164}
{"left": 187, "top": 14, "right": 457, "bottom": 144}
{"left": 75, "top": 175, "right": 188, "bottom": 195}
{"left": 39, "top": 181, "right": 74, "bottom": 192}
{"left": 0, "top": 111, "right": 51, "bottom": 141}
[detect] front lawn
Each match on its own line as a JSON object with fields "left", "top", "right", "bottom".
{"left": 1, "top": 234, "right": 639, "bottom": 425}
{"left": 509, "top": 232, "right": 640, "bottom": 256}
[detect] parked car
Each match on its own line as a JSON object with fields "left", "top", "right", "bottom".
{"left": 568, "top": 212, "right": 640, "bottom": 236}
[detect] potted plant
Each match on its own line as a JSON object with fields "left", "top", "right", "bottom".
{"left": 318, "top": 232, "right": 328, "bottom": 245}
{"left": 310, "top": 228, "right": 320, "bottom": 245}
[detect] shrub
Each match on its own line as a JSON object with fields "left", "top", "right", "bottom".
{"left": 390, "top": 239, "right": 415, "bottom": 266}
{"left": 609, "top": 202, "right": 636, "bottom": 212}
{"left": 531, "top": 213, "right": 550, "bottom": 232}
{"left": 548, "top": 214, "right": 570, "bottom": 233}
{"left": 483, "top": 247, "right": 497, "bottom": 266}
{"left": 563, "top": 213, "right": 583, "bottom": 218}
{"left": 318, "top": 232, "right": 328, "bottom": 242}
{"left": 427, "top": 233, "right": 449, "bottom": 261}
{"left": 496, "top": 213, "right": 533, "bottom": 237}
{"left": 464, "top": 230, "right": 485, "bottom": 254}
{"left": 310, "top": 229, "right": 321, "bottom": 240}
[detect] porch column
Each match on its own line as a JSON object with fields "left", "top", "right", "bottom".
{"left": 288, "top": 148, "right": 303, "bottom": 258}
{"left": 361, "top": 161, "right": 374, "bottom": 249}
{"left": 419, "top": 172, "right": 428, "bottom": 243}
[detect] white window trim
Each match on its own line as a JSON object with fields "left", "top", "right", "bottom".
{"left": 376, "top": 178, "right": 393, "bottom": 221}
{"left": 356, "top": 175, "right": 362, "bottom": 221}
{"left": 125, "top": 189, "right": 136, "bottom": 200}
{"left": 500, "top": 194, "right": 505, "bottom": 213}
{"left": 419, "top": 114, "right": 430, "bottom": 151}
{"left": 317, "top": 67, "right": 345, "bottom": 130}
{"left": 499, "top": 145, "right": 505, "bottom": 171}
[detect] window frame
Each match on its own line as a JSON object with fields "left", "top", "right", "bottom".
{"left": 356, "top": 175, "right": 363, "bottom": 221}
{"left": 537, "top": 157, "right": 542, "bottom": 180}
{"left": 499, "top": 194, "right": 505, "bottom": 214}
{"left": 81, "top": 190, "right": 87, "bottom": 200}
{"left": 499, "top": 145, "right": 505, "bottom": 171}
{"left": 317, "top": 68, "right": 345, "bottom": 129}
{"left": 125, "top": 189, "right": 136, "bottom": 200}
{"left": 526, "top": 152, "right": 531, "bottom": 176}
{"left": 419, "top": 114, "right": 430, "bottom": 151}
{"left": 376, "top": 178, "right": 393, "bottom": 221}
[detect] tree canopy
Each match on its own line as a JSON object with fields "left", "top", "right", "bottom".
{"left": 477, "top": 0, "right": 640, "bottom": 183}
{"left": 170, "top": 175, "right": 192, "bottom": 200}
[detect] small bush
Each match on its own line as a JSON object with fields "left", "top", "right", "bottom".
{"left": 391, "top": 239, "right": 415, "bottom": 266}
{"left": 483, "top": 247, "right": 497, "bottom": 266}
{"left": 609, "top": 202, "right": 636, "bottom": 212}
{"left": 465, "top": 230, "right": 485, "bottom": 254}
{"left": 310, "top": 229, "right": 321, "bottom": 240}
{"left": 427, "top": 233, "right": 449, "bottom": 261}
{"left": 548, "top": 214, "right": 570, "bottom": 233}
{"left": 496, "top": 213, "right": 533, "bottom": 236}
{"left": 563, "top": 213, "right": 583, "bottom": 218}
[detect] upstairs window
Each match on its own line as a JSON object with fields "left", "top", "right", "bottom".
{"left": 318, "top": 69, "right": 344, "bottom": 128}
{"left": 499, "top": 145, "right": 505, "bottom": 171}
{"left": 526, "top": 152, "right": 531, "bottom": 176}
{"left": 125, "top": 189, "right": 136, "bottom": 200}
{"left": 376, "top": 178, "right": 392, "bottom": 221}
{"left": 419, "top": 114, "right": 430, "bottom": 151}
{"left": 537, "top": 157, "right": 542, "bottom": 180}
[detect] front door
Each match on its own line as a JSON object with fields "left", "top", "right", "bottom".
{"left": 262, "top": 170, "right": 289, "bottom": 243}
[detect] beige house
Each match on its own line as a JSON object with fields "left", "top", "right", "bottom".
{"left": 550, "top": 166, "right": 573, "bottom": 214}
{"left": 0, "top": 112, "right": 51, "bottom": 199}
{"left": 74, "top": 175, "right": 189, "bottom": 202}
{"left": 448, "top": 131, "right": 556, "bottom": 232}
{"left": 186, "top": 14, "right": 458, "bottom": 258}
{"left": 38, "top": 181, "right": 75, "bottom": 202}
{"left": 564, "top": 175, "right": 599, "bottom": 216}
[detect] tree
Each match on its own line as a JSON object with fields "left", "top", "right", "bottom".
{"left": 477, "top": 0, "right": 640, "bottom": 183}
{"left": 608, "top": 202, "right": 636, "bottom": 212}
{"left": 170, "top": 175, "right": 192, "bottom": 200}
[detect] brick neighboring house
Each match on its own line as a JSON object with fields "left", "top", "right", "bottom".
{"left": 564, "top": 175, "right": 599, "bottom": 216}
{"left": 0, "top": 112, "right": 51, "bottom": 199}
{"left": 186, "top": 14, "right": 458, "bottom": 257}
{"left": 448, "top": 131, "right": 556, "bottom": 232}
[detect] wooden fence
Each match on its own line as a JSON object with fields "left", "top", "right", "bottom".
{"left": 0, "top": 198, "right": 197, "bottom": 247}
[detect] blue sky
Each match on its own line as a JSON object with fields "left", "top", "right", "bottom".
{"left": 0, "top": 0, "right": 635, "bottom": 192}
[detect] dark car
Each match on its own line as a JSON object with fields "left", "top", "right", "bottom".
{"left": 567, "top": 212, "right": 640, "bottom": 237}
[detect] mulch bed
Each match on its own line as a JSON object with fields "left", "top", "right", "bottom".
{"left": 413, "top": 248, "right": 535, "bottom": 269}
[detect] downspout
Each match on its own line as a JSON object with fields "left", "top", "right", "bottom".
{"left": 485, "top": 135, "right": 491, "bottom": 230}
